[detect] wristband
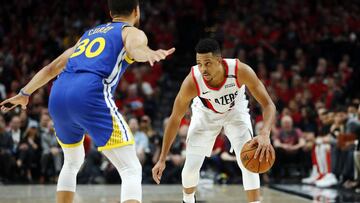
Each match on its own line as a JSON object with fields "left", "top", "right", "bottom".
{"left": 124, "top": 54, "right": 135, "bottom": 64}
{"left": 19, "top": 89, "right": 31, "bottom": 97}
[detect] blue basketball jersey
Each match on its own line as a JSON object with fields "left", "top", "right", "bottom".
{"left": 64, "top": 22, "right": 133, "bottom": 93}
{"left": 49, "top": 21, "right": 136, "bottom": 151}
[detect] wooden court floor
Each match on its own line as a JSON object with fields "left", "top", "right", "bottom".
{"left": 0, "top": 185, "right": 310, "bottom": 203}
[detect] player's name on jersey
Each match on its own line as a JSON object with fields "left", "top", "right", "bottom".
{"left": 88, "top": 26, "right": 114, "bottom": 36}
{"left": 214, "top": 91, "right": 238, "bottom": 105}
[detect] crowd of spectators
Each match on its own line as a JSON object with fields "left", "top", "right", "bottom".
{"left": 0, "top": 0, "right": 360, "bottom": 193}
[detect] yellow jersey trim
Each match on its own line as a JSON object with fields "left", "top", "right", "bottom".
{"left": 56, "top": 136, "right": 85, "bottom": 148}
{"left": 97, "top": 115, "right": 134, "bottom": 151}
{"left": 97, "top": 140, "right": 135, "bottom": 151}
{"left": 118, "top": 113, "right": 135, "bottom": 141}
{"left": 124, "top": 54, "right": 135, "bottom": 64}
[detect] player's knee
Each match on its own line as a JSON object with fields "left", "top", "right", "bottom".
{"left": 181, "top": 154, "right": 204, "bottom": 188}
{"left": 121, "top": 168, "right": 142, "bottom": 185}
{"left": 131, "top": 160, "right": 142, "bottom": 178}
{"left": 62, "top": 152, "right": 84, "bottom": 172}
{"left": 242, "top": 171, "right": 260, "bottom": 190}
{"left": 182, "top": 166, "right": 200, "bottom": 188}
{"left": 121, "top": 160, "right": 142, "bottom": 180}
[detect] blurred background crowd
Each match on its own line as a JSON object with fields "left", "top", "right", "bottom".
{"left": 0, "top": 0, "right": 360, "bottom": 193}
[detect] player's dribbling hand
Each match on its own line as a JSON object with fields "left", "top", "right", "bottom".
{"left": 249, "top": 131, "right": 275, "bottom": 163}
{"left": 147, "top": 47, "right": 175, "bottom": 66}
{"left": 152, "top": 160, "right": 166, "bottom": 184}
{"left": 0, "top": 94, "right": 29, "bottom": 113}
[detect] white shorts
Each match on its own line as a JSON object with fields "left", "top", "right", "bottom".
{"left": 186, "top": 105, "right": 253, "bottom": 157}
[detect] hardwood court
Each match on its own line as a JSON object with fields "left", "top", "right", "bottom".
{"left": 0, "top": 185, "right": 310, "bottom": 203}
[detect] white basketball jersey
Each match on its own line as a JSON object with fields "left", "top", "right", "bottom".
{"left": 191, "top": 58, "right": 249, "bottom": 114}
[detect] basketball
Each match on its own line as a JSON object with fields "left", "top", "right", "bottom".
{"left": 240, "top": 140, "right": 275, "bottom": 174}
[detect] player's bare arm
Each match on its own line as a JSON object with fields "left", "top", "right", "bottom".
{"left": 0, "top": 46, "right": 75, "bottom": 112}
{"left": 152, "top": 73, "right": 197, "bottom": 184}
{"left": 236, "top": 59, "right": 276, "bottom": 162}
{"left": 122, "top": 26, "right": 175, "bottom": 66}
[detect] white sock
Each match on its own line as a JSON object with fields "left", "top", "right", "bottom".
{"left": 249, "top": 201, "right": 260, "bottom": 203}
{"left": 183, "top": 191, "right": 195, "bottom": 203}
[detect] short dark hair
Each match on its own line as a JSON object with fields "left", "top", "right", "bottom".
{"left": 195, "top": 38, "right": 221, "bottom": 56}
{"left": 334, "top": 105, "right": 347, "bottom": 113}
{"left": 348, "top": 102, "right": 359, "bottom": 109}
{"left": 108, "top": 0, "right": 139, "bottom": 16}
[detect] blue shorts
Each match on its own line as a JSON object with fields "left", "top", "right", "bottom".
{"left": 48, "top": 72, "right": 134, "bottom": 151}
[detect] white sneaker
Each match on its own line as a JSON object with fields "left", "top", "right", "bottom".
{"left": 302, "top": 167, "right": 320, "bottom": 184}
{"left": 315, "top": 173, "right": 338, "bottom": 188}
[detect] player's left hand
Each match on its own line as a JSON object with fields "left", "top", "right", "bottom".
{"left": 152, "top": 160, "right": 166, "bottom": 184}
{"left": 249, "top": 131, "right": 275, "bottom": 162}
{"left": 0, "top": 94, "right": 29, "bottom": 113}
{"left": 147, "top": 48, "right": 176, "bottom": 66}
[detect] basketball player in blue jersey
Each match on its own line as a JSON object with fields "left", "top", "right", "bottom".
{"left": 0, "top": 0, "right": 174, "bottom": 202}
{"left": 152, "top": 38, "right": 275, "bottom": 203}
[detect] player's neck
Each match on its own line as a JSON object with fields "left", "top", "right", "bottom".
{"left": 112, "top": 17, "right": 134, "bottom": 26}
{"left": 207, "top": 63, "right": 226, "bottom": 87}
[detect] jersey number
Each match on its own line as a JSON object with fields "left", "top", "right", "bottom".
{"left": 70, "top": 37, "right": 106, "bottom": 58}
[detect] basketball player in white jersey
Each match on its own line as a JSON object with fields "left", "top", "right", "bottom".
{"left": 152, "top": 38, "right": 276, "bottom": 203}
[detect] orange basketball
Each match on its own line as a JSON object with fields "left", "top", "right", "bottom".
{"left": 240, "top": 140, "right": 275, "bottom": 174}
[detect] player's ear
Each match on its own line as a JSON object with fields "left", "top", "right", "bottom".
{"left": 216, "top": 54, "right": 222, "bottom": 64}
{"left": 133, "top": 5, "right": 140, "bottom": 18}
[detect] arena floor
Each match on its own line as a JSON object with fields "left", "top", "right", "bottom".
{"left": 0, "top": 184, "right": 310, "bottom": 203}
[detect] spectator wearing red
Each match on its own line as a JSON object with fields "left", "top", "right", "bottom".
{"left": 272, "top": 115, "right": 306, "bottom": 178}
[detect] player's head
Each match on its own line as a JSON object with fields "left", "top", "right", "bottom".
{"left": 280, "top": 115, "right": 293, "bottom": 131}
{"left": 108, "top": 0, "right": 140, "bottom": 27}
{"left": 195, "top": 38, "right": 223, "bottom": 82}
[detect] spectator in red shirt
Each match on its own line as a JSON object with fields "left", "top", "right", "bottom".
{"left": 123, "top": 85, "right": 145, "bottom": 117}
{"left": 271, "top": 115, "right": 306, "bottom": 179}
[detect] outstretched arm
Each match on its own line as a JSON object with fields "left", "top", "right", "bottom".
{"left": 0, "top": 46, "right": 75, "bottom": 112}
{"left": 23, "top": 47, "right": 75, "bottom": 95}
{"left": 122, "top": 27, "right": 175, "bottom": 66}
{"left": 236, "top": 59, "right": 276, "bottom": 162}
{"left": 152, "top": 73, "right": 197, "bottom": 184}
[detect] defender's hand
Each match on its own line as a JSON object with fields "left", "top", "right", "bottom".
{"left": 0, "top": 94, "right": 29, "bottom": 112}
{"left": 147, "top": 48, "right": 175, "bottom": 66}
{"left": 152, "top": 160, "right": 166, "bottom": 184}
{"left": 249, "top": 132, "right": 275, "bottom": 162}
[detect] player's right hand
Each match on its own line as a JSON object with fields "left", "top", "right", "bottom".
{"left": 147, "top": 47, "right": 175, "bottom": 66}
{"left": 249, "top": 133, "right": 275, "bottom": 163}
{"left": 152, "top": 160, "right": 166, "bottom": 184}
{"left": 0, "top": 94, "right": 29, "bottom": 113}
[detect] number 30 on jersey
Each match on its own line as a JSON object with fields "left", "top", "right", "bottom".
{"left": 70, "top": 37, "right": 106, "bottom": 58}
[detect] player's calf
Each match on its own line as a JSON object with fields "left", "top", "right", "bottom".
{"left": 102, "top": 145, "right": 142, "bottom": 203}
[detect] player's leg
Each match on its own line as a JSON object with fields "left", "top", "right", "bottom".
{"left": 225, "top": 125, "right": 260, "bottom": 203}
{"left": 52, "top": 124, "right": 85, "bottom": 203}
{"left": 84, "top": 120, "right": 141, "bottom": 202}
{"left": 75, "top": 77, "right": 142, "bottom": 202}
{"left": 182, "top": 109, "right": 222, "bottom": 203}
{"left": 102, "top": 145, "right": 142, "bottom": 203}
{"left": 83, "top": 105, "right": 141, "bottom": 202}
{"left": 88, "top": 120, "right": 141, "bottom": 203}
{"left": 85, "top": 116, "right": 141, "bottom": 203}
{"left": 56, "top": 143, "right": 85, "bottom": 203}
{"left": 182, "top": 154, "right": 206, "bottom": 203}
{"left": 49, "top": 89, "right": 86, "bottom": 203}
